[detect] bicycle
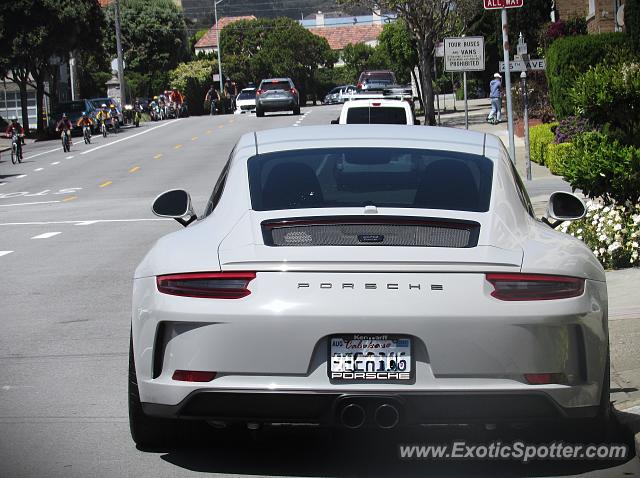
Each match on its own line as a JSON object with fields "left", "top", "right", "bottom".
{"left": 100, "top": 119, "right": 108, "bottom": 137}
{"left": 60, "top": 129, "right": 71, "bottom": 152}
{"left": 9, "top": 128, "right": 23, "bottom": 164}
{"left": 111, "top": 116, "right": 119, "bottom": 134}
{"left": 83, "top": 125, "right": 91, "bottom": 144}
{"left": 133, "top": 109, "right": 141, "bottom": 127}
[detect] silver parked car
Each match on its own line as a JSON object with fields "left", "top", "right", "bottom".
{"left": 255, "top": 78, "right": 300, "bottom": 117}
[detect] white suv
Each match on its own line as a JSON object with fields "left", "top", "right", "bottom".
{"left": 333, "top": 99, "right": 417, "bottom": 125}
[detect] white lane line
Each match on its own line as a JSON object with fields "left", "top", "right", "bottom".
{"left": 51, "top": 161, "right": 60, "bottom": 165}
{"left": 0, "top": 200, "right": 61, "bottom": 208}
{"left": 34, "top": 168, "right": 44, "bottom": 171}
{"left": 65, "top": 155, "right": 74, "bottom": 159}
{"left": 0, "top": 251, "right": 14, "bottom": 257}
{"left": 31, "top": 232, "right": 62, "bottom": 239}
{"left": 81, "top": 120, "right": 179, "bottom": 155}
{"left": 293, "top": 124, "right": 299, "bottom": 127}
{"left": 0, "top": 218, "right": 171, "bottom": 226}
{"left": 0, "top": 182, "right": 6, "bottom": 186}
{"left": 16, "top": 174, "right": 27, "bottom": 179}
{"left": 23, "top": 147, "right": 60, "bottom": 160}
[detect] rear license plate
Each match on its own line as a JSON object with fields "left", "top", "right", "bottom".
{"left": 328, "top": 334, "right": 412, "bottom": 382}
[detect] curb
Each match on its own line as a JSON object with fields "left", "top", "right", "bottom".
{"left": 613, "top": 399, "right": 640, "bottom": 458}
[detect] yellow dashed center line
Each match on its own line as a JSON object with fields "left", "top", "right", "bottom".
{"left": 99, "top": 181, "right": 112, "bottom": 188}
{"left": 218, "top": 125, "right": 224, "bottom": 129}
{"left": 206, "top": 130, "right": 212, "bottom": 134}
{"left": 191, "top": 136, "right": 198, "bottom": 141}
{"left": 129, "top": 166, "right": 140, "bottom": 173}
{"left": 228, "top": 119, "right": 235, "bottom": 123}
{"left": 153, "top": 153, "right": 163, "bottom": 160}
{"left": 174, "top": 144, "right": 183, "bottom": 149}
{"left": 63, "top": 196, "right": 78, "bottom": 202}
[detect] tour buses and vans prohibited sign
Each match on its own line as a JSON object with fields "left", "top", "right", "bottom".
{"left": 444, "top": 37, "right": 485, "bottom": 72}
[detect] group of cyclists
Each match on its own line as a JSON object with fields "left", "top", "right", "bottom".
{"left": 4, "top": 86, "right": 190, "bottom": 161}
{"left": 149, "top": 89, "right": 185, "bottom": 121}
{"left": 204, "top": 79, "right": 239, "bottom": 115}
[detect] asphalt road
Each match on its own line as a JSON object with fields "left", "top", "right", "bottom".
{"left": 0, "top": 106, "right": 638, "bottom": 477}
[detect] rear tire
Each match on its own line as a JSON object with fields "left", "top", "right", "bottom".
{"left": 11, "top": 144, "right": 17, "bottom": 164}
{"left": 293, "top": 106, "right": 301, "bottom": 115}
{"left": 256, "top": 107, "right": 264, "bottom": 118}
{"left": 129, "top": 333, "right": 185, "bottom": 449}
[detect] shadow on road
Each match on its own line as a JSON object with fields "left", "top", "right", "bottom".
{"left": 154, "top": 416, "right": 637, "bottom": 477}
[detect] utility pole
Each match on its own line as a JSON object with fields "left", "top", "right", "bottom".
{"left": 214, "top": 0, "right": 225, "bottom": 95}
{"left": 501, "top": 9, "right": 516, "bottom": 163}
{"left": 114, "top": 0, "right": 126, "bottom": 105}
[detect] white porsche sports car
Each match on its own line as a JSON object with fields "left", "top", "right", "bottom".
{"left": 130, "top": 125, "right": 609, "bottom": 447}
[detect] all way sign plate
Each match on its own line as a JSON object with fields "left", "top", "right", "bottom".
{"left": 499, "top": 59, "right": 546, "bottom": 72}
{"left": 484, "top": 0, "right": 523, "bottom": 9}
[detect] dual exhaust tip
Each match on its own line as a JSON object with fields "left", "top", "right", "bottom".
{"left": 340, "top": 402, "right": 400, "bottom": 429}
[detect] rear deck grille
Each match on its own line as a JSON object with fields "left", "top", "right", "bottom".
{"left": 262, "top": 217, "right": 479, "bottom": 248}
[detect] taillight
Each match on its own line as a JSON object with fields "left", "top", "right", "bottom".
{"left": 486, "top": 273, "right": 584, "bottom": 301}
{"left": 172, "top": 370, "right": 216, "bottom": 382}
{"left": 524, "top": 373, "right": 567, "bottom": 385}
{"left": 357, "top": 83, "right": 363, "bottom": 89}
{"left": 290, "top": 87, "right": 297, "bottom": 95}
{"left": 156, "top": 272, "right": 255, "bottom": 299}
{"left": 256, "top": 89, "right": 263, "bottom": 95}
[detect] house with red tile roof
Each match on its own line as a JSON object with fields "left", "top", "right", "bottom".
{"left": 194, "top": 16, "right": 257, "bottom": 55}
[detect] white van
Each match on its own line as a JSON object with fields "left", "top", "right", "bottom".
{"left": 333, "top": 99, "right": 417, "bottom": 125}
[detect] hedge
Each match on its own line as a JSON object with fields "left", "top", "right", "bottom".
{"left": 545, "top": 142, "right": 574, "bottom": 176}
{"left": 560, "top": 132, "right": 640, "bottom": 205}
{"left": 545, "top": 33, "right": 632, "bottom": 118}
{"left": 529, "top": 122, "right": 557, "bottom": 165}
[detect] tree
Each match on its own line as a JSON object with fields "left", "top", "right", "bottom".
{"left": 0, "top": 0, "right": 104, "bottom": 133}
{"left": 220, "top": 17, "right": 336, "bottom": 102}
{"left": 341, "top": 0, "right": 481, "bottom": 125}
{"left": 377, "top": 20, "right": 417, "bottom": 89}
{"left": 169, "top": 58, "right": 218, "bottom": 115}
{"left": 104, "top": 0, "right": 190, "bottom": 99}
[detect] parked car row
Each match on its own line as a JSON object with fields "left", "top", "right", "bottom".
{"left": 49, "top": 97, "right": 123, "bottom": 134}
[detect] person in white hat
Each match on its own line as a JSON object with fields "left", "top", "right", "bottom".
{"left": 487, "top": 73, "right": 502, "bottom": 125}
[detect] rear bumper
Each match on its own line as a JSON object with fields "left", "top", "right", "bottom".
{"left": 142, "top": 389, "right": 599, "bottom": 425}
{"left": 258, "top": 98, "right": 297, "bottom": 111}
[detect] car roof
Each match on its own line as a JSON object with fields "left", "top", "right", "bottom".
{"left": 260, "top": 78, "right": 292, "bottom": 82}
{"left": 344, "top": 99, "right": 410, "bottom": 107}
{"left": 252, "top": 125, "right": 491, "bottom": 158}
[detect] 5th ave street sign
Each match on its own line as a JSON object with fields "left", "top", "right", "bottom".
{"left": 484, "top": 0, "right": 524, "bottom": 8}
{"left": 499, "top": 59, "right": 546, "bottom": 72}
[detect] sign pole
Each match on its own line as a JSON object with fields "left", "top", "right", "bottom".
{"left": 521, "top": 71, "right": 532, "bottom": 180}
{"left": 464, "top": 71, "right": 468, "bottom": 129}
{"left": 501, "top": 8, "right": 516, "bottom": 164}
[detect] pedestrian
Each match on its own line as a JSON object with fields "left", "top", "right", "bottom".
{"left": 487, "top": 73, "right": 502, "bottom": 125}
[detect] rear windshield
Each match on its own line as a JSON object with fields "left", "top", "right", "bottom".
{"left": 260, "top": 81, "right": 291, "bottom": 91}
{"left": 54, "top": 101, "right": 85, "bottom": 114}
{"left": 248, "top": 148, "right": 493, "bottom": 212}
{"left": 362, "top": 72, "right": 395, "bottom": 82}
{"left": 238, "top": 91, "right": 256, "bottom": 100}
{"left": 346, "top": 106, "right": 409, "bottom": 125}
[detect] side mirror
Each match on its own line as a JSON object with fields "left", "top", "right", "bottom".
{"left": 542, "top": 191, "right": 586, "bottom": 229}
{"left": 331, "top": 118, "right": 339, "bottom": 124}
{"left": 152, "top": 189, "right": 197, "bottom": 227}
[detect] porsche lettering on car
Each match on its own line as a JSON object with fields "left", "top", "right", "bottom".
{"left": 129, "top": 125, "right": 609, "bottom": 447}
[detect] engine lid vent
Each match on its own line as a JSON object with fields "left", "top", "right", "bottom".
{"left": 262, "top": 216, "right": 480, "bottom": 248}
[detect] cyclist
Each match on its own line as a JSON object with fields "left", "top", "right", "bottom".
{"left": 56, "top": 113, "right": 73, "bottom": 145}
{"left": 204, "top": 85, "right": 220, "bottom": 115}
{"left": 109, "top": 104, "right": 119, "bottom": 132}
{"left": 77, "top": 112, "right": 93, "bottom": 137}
{"left": 96, "top": 104, "right": 110, "bottom": 133}
{"left": 4, "top": 116, "right": 25, "bottom": 160}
